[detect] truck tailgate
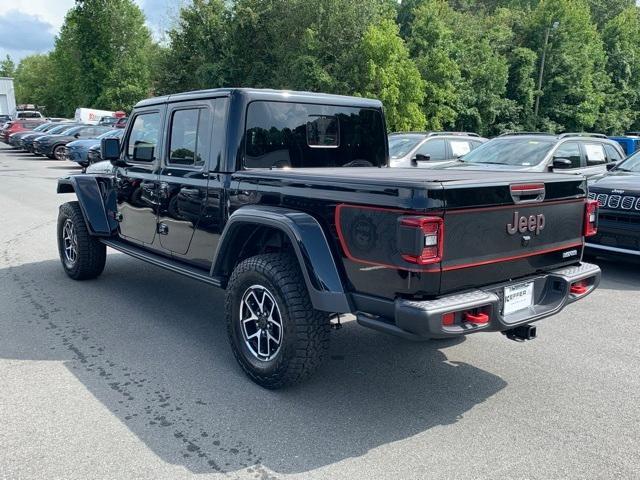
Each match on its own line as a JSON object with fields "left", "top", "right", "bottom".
{"left": 440, "top": 179, "right": 587, "bottom": 293}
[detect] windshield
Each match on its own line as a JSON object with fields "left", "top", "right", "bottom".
{"left": 460, "top": 137, "right": 556, "bottom": 166}
{"left": 388, "top": 135, "right": 424, "bottom": 159}
{"left": 47, "top": 124, "right": 77, "bottom": 135}
{"left": 33, "top": 123, "right": 50, "bottom": 132}
{"left": 616, "top": 150, "right": 640, "bottom": 172}
{"left": 98, "top": 129, "right": 120, "bottom": 139}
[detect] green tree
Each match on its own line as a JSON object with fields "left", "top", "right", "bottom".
{"left": 44, "top": 0, "right": 153, "bottom": 116}
{"left": 156, "top": 0, "right": 228, "bottom": 95}
{"left": 407, "top": 0, "right": 461, "bottom": 130}
{"left": 598, "top": 6, "right": 640, "bottom": 133}
{"left": 352, "top": 18, "right": 425, "bottom": 131}
{"left": 523, "top": 0, "right": 609, "bottom": 132}
{"left": 13, "top": 55, "right": 54, "bottom": 107}
{"left": 0, "top": 55, "right": 15, "bottom": 77}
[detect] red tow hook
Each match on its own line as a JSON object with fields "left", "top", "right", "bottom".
{"left": 464, "top": 311, "right": 490, "bottom": 324}
{"left": 570, "top": 282, "right": 589, "bottom": 295}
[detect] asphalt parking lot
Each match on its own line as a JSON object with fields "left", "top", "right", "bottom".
{"left": 1, "top": 146, "right": 639, "bottom": 480}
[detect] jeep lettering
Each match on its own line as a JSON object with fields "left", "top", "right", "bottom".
{"left": 507, "top": 211, "right": 546, "bottom": 235}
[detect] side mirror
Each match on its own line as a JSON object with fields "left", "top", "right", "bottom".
{"left": 74, "top": 132, "right": 81, "bottom": 138}
{"left": 101, "top": 137, "right": 121, "bottom": 163}
{"left": 133, "top": 145, "right": 154, "bottom": 162}
{"left": 606, "top": 161, "right": 619, "bottom": 171}
{"left": 412, "top": 153, "right": 431, "bottom": 165}
{"left": 552, "top": 157, "right": 573, "bottom": 169}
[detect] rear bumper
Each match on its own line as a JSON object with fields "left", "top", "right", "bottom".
{"left": 355, "top": 262, "right": 601, "bottom": 340}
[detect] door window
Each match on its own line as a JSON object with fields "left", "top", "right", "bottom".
{"left": 168, "top": 108, "right": 211, "bottom": 167}
{"left": 604, "top": 144, "right": 624, "bottom": 162}
{"left": 127, "top": 112, "right": 161, "bottom": 161}
{"left": 584, "top": 143, "right": 607, "bottom": 166}
{"left": 553, "top": 142, "right": 582, "bottom": 168}
{"left": 416, "top": 139, "right": 447, "bottom": 161}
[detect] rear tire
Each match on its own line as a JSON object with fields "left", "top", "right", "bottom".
{"left": 57, "top": 201, "right": 106, "bottom": 280}
{"left": 225, "top": 253, "right": 330, "bottom": 389}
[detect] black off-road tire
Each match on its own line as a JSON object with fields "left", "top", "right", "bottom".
{"left": 57, "top": 201, "right": 107, "bottom": 280}
{"left": 225, "top": 253, "right": 330, "bottom": 389}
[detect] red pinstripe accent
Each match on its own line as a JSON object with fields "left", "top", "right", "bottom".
{"left": 441, "top": 241, "right": 583, "bottom": 272}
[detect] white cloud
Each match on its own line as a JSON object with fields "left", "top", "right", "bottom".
{"left": 0, "top": 0, "right": 179, "bottom": 62}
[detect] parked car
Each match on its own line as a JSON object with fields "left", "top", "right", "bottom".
{"left": 55, "top": 88, "right": 600, "bottom": 388}
{"left": 586, "top": 149, "right": 640, "bottom": 259}
{"left": 1, "top": 119, "right": 46, "bottom": 143}
{"left": 388, "top": 132, "right": 487, "bottom": 167}
{"left": 16, "top": 122, "right": 75, "bottom": 150}
{"left": 114, "top": 117, "right": 128, "bottom": 128}
{"left": 65, "top": 129, "right": 124, "bottom": 167}
{"left": 34, "top": 125, "right": 112, "bottom": 160}
{"left": 24, "top": 123, "right": 78, "bottom": 154}
{"left": 7, "top": 122, "right": 58, "bottom": 147}
{"left": 609, "top": 135, "right": 640, "bottom": 156}
{"left": 15, "top": 110, "right": 45, "bottom": 119}
{"left": 441, "top": 133, "right": 626, "bottom": 178}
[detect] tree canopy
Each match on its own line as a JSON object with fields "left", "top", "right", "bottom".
{"left": 8, "top": 0, "right": 640, "bottom": 134}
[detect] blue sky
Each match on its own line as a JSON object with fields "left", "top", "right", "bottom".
{"left": 0, "top": 0, "right": 187, "bottom": 64}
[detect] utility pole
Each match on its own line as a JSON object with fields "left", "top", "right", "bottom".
{"left": 534, "top": 21, "right": 559, "bottom": 122}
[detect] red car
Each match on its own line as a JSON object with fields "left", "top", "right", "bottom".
{"left": 1, "top": 119, "right": 46, "bottom": 143}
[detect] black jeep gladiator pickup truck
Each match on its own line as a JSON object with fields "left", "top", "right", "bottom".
{"left": 57, "top": 88, "right": 601, "bottom": 388}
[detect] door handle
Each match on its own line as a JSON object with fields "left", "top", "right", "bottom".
{"left": 180, "top": 188, "right": 200, "bottom": 196}
{"left": 157, "top": 223, "right": 169, "bottom": 235}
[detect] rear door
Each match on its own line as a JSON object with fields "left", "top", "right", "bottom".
{"left": 156, "top": 100, "right": 214, "bottom": 255}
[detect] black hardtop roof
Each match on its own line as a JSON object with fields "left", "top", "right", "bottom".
{"left": 135, "top": 88, "right": 383, "bottom": 109}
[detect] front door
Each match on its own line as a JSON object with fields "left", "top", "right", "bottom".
{"left": 156, "top": 101, "right": 214, "bottom": 255}
{"left": 115, "top": 108, "right": 164, "bottom": 245}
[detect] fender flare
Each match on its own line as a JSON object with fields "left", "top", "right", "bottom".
{"left": 212, "top": 205, "right": 351, "bottom": 313}
{"left": 57, "top": 175, "right": 118, "bottom": 236}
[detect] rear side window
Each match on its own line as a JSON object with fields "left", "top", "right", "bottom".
{"left": 416, "top": 138, "right": 447, "bottom": 161}
{"left": 554, "top": 142, "right": 582, "bottom": 168}
{"left": 584, "top": 143, "right": 607, "bottom": 166}
{"left": 604, "top": 144, "right": 623, "bottom": 162}
{"left": 168, "top": 108, "right": 211, "bottom": 167}
{"left": 449, "top": 139, "right": 472, "bottom": 158}
{"left": 127, "top": 112, "right": 161, "bottom": 161}
{"left": 244, "top": 101, "right": 386, "bottom": 168}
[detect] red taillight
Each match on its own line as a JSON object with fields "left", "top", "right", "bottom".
{"left": 584, "top": 199, "right": 598, "bottom": 237}
{"left": 442, "top": 312, "right": 455, "bottom": 326}
{"left": 399, "top": 216, "right": 444, "bottom": 265}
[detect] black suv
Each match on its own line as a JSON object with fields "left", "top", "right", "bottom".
{"left": 444, "top": 133, "right": 625, "bottom": 178}
{"left": 587, "top": 149, "right": 640, "bottom": 258}
{"left": 388, "top": 132, "right": 486, "bottom": 167}
{"left": 56, "top": 88, "right": 601, "bottom": 388}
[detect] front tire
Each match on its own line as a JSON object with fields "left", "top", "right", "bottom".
{"left": 57, "top": 201, "right": 106, "bottom": 280}
{"left": 225, "top": 253, "right": 330, "bottom": 389}
{"left": 53, "top": 144, "right": 66, "bottom": 161}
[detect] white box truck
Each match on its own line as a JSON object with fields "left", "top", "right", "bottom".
{"left": 0, "top": 77, "right": 17, "bottom": 119}
{"left": 74, "top": 107, "right": 115, "bottom": 125}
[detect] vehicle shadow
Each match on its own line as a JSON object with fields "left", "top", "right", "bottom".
{"left": 0, "top": 255, "right": 506, "bottom": 475}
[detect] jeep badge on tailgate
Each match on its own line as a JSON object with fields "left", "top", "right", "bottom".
{"left": 507, "top": 211, "right": 546, "bottom": 236}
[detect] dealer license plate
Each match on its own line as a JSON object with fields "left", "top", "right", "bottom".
{"left": 503, "top": 282, "right": 534, "bottom": 315}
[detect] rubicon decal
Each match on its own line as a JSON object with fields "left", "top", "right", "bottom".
{"left": 507, "top": 211, "right": 546, "bottom": 235}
